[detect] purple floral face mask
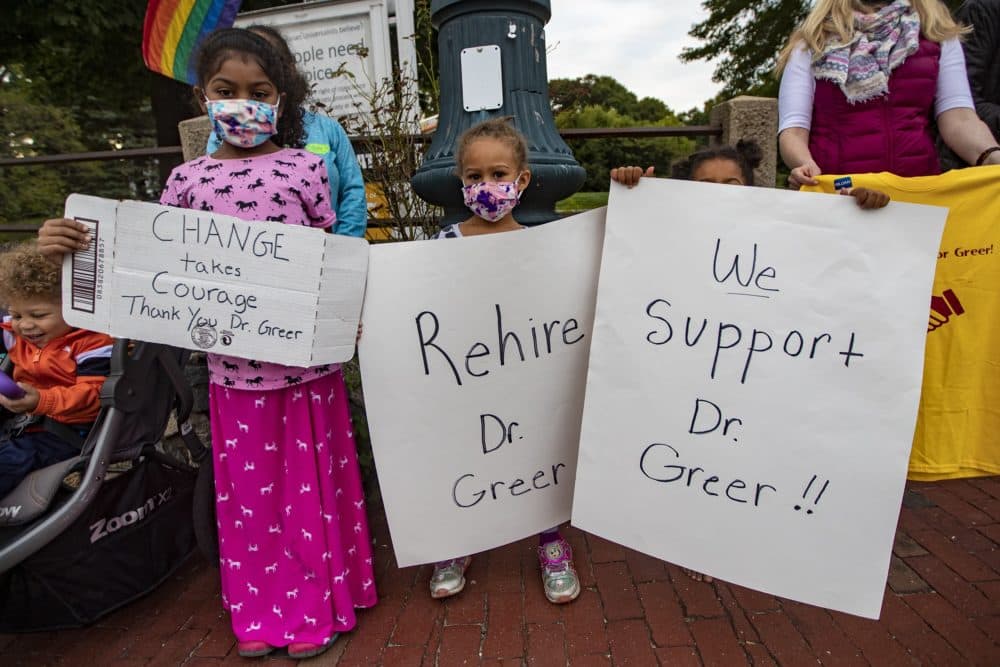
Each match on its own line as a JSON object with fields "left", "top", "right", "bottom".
{"left": 462, "top": 175, "right": 524, "bottom": 222}
{"left": 207, "top": 98, "right": 279, "bottom": 148}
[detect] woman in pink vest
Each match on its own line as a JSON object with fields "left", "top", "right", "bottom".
{"left": 777, "top": 0, "right": 1000, "bottom": 188}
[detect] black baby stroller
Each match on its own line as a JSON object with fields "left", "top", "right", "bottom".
{"left": 0, "top": 340, "right": 215, "bottom": 632}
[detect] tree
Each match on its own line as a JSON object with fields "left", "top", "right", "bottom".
{"left": 0, "top": 0, "right": 180, "bottom": 217}
{"left": 680, "top": 0, "right": 809, "bottom": 98}
{"left": 0, "top": 1, "right": 154, "bottom": 146}
{"left": 556, "top": 106, "right": 697, "bottom": 192}
{"left": 0, "top": 0, "right": 301, "bottom": 131}
{"left": 548, "top": 75, "right": 699, "bottom": 191}
{"left": 549, "top": 74, "right": 669, "bottom": 120}
{"left": 1, "top": 0, "right": 437, "bottom": 148}
{"left": 0, "top": 0, "right": 322, "bottom": 225}
{"left": 682, "top": 0, "right": 966, "bottom": 98}
{"left": 634, "top": 96, "right": 671, "bottom": 123}
{"left": 0, "top": 74, "right": 109, "bottom": 225}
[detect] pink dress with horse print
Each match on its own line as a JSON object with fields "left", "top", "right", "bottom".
{"left": 160, "top": 148, "right": 338, "bottom": 391}
{"left": 159, "top": 148, "right": 377, "bottom": 647}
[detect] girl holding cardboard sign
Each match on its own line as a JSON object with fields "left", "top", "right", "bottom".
{"left": 38, "top": 29, "right": 374, "bottom": 660}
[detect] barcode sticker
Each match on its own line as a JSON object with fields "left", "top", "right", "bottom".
{"left": 61, "top": 194, "right": 116, "bottom": 334}
{"left": 71, "top": 217, "right": 99, "bottom": 313}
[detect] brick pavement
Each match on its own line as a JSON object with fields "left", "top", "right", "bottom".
{"left": 2, "top": 478, "right": 998, "bottom": 665}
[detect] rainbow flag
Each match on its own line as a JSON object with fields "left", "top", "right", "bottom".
{"left": 142, "top": 0, "right": 243, "bottom": 84}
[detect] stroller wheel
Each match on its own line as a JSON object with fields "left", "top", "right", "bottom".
{"left": 192, "top": 457, "right": 219, "bottom": 565}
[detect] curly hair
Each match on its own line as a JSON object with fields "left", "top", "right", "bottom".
{"left": 455, "top": 117, "right": 530, "bottom": 174}
{"left": 195, "top": 27, "right": 307, "bottom": 148}
{"left": 0, "top": 242, "right": 62, "bottom": 306}
{"left": 671, "top": 139, "right": 763, "bottom": 186}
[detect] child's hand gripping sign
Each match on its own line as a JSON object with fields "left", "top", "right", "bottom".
{"left": 59, "top": 194, "right": 368, "bottom": 367}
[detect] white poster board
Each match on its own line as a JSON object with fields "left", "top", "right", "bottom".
{"left": 236, "top": 0, "right": 392, "bottom": 117}
{"left": 61, "top": 194, "right": 368, "bottom": 367}
{"left": 359, "top": 210, "right": 605, "bottom": 567}
{"left": 572, "top": 181, "right": 946, "bottom": 619}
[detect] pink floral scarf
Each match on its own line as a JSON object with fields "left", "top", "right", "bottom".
{"left": 812, "top": 0, "right": 922, "bottom": 104}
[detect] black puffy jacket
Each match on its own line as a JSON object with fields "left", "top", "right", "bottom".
{"left": 937, "top": 0, "right": 1000, "bottom": 169}
{"left": 958, "top": 0, "right": 1000, "bottom": 139}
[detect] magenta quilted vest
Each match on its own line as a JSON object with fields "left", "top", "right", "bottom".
{"left": 809, "top": 38, "right": 942, "bottom": 176}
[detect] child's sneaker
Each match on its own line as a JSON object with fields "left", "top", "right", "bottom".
{"left": 430, "top": 556, "right": 472, "bottom": 598}
{"left": 288, "top": 635, "right": 338, "bottom": 659}
{"left": 538, "top": 537, "right": 580, "bottom": 604}
{"left": 237, "top": 640, "right": 274, "bottom": 658}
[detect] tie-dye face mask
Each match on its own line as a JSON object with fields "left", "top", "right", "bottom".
{"left": 207, "top": 98, "right": 280, "bottom": 148}
{"left": 462, "top": 175, "right": 523, "bottom": 222}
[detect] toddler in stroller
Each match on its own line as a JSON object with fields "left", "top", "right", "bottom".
{"left": 0, "top": 242, "right": 113, "bottom": 499}
{"left": 0, "top": 243, "right": 210, "bottom": 631}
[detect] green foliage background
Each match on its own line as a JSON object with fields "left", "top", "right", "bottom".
{"left": 548, "top": 75, "right": 702, "bottom": 191}
{"left": 0, "top": 0, "right": 321, "bottom": 226}
{"left": 0, "top": 1, "right": 160, "bottom": 224}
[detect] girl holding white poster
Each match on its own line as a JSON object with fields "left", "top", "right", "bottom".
{"left": 429, "top": 118, "right": 581, "bottom": 605}
{"left": 37, "top": 29, "right": 375, "bottom": 660}
{"left": 610, "top": 140, "right": 890, "bottom": 586}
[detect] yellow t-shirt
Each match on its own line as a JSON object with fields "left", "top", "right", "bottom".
{"left": 806, "top": 167, "right": 1000, "bottom": 480}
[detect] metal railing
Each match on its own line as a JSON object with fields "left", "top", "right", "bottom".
{"left": 1, "top": 125, "right": 723, "bottom": 234}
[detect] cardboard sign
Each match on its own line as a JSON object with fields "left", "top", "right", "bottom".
{"left": 358, "top": 210, "right": 604, "bottom": 567}
{"left": 571, "top": 181, "right": 946, "bottom": 619}
{"left": 61, "top": 194, "right": 368, "bottom": 366}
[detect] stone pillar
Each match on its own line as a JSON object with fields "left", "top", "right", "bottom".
{"left": 178, "top": 116, "right": 212, "bottom": 162}
{"left": 709, "top": 96, "right": 778, "bottom": 188}
{"left": 411, "top": 0, "right": 585, "bottom": 226}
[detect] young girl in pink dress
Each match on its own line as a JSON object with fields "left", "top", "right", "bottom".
{"left": 170, "top": 28, "right": 377, "bottom": 660}
{"left": 39, "top": 28, "right": 375, "bottom": 660}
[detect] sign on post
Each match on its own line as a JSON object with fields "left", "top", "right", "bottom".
{"left": 235, "top": 0, "right": 392, "bottom": 117}
{"left": 571, "top": 181, "right": 946, "bottom": 619}
{"left": 61, "top": 194, "right": 368, "bottom": 366}
{"left": 358, "top": 210, "right": 605, "bottom": 567}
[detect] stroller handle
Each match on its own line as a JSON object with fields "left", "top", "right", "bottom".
{"left": 0, "top": 409, "right": 123, "bottom": 573}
